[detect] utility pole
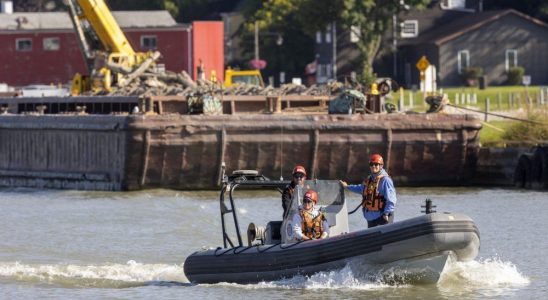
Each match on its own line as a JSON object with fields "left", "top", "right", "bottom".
{"left": 254, "top": 21, "right": 259, "bottom": 61}
{"left": 392, "top": 14, "right": 397, "bottom": 78}
{"left": 332, "top": 21, "right": 337, "bottom": 80}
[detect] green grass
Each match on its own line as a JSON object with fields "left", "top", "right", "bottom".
{"left": 390, "top": 85, "right": 547, "bottom": 111}
{"left": 479, "top": 120, "right": 517, "bottom": 147}
{"left": 386, "top": 86, "right": 548, "bottom": 146}
{"left": 478, "top": 109, "right": 548, "bottom": 147}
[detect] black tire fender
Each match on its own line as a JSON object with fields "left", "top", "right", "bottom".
{"left": 514, "top": 153, "right": 533, "bottom": 188}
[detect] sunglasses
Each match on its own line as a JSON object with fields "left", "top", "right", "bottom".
{"left": 303, "top": 198, "right": 314, "bottom": 204}
{"left": 293, "top": 173, "right": 305, "bottom": 179}
{"left": 369, "top": 163, "right": 382, "bottom": 167}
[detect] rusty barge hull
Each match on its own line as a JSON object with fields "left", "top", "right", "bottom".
{"left": 0, "top": 114, "right": 481, "bottom": 190}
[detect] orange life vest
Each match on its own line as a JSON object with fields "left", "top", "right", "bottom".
{"left": 361, "top": 175, "right": 386, "bottom": 212}
{"left": 300, "top": 209, "right": 325, "bottom": 239}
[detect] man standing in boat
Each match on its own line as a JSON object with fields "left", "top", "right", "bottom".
{"left": 340, "top": 154, "right": 397, "bottom": 228}
{"left": 281, "top": 165, "right": 307, "bottom": 218}
{"left": 292, "top": 189, "right": 329, "bottom": 241}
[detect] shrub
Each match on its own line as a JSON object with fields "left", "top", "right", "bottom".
{"left": 502, "top": 110, "right": 548, "bottom": 145}
{"left": 461, "top": 67, "right": 483, "bottom": 86}
{"left": 505, "top": 66, "right": 525, "bottom": 85}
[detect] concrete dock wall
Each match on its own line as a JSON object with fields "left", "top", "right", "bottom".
{"left": 473, "top": 147, "right": 528, "bottom": 186}
{"left": 0, "top": 115, "right": 127, "bottom": 190}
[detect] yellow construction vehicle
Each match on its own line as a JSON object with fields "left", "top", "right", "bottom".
{"left": 66, "top": 0, "right": 161, "bottom": 95}
{"left": 224, "top": 68, "right": 264, "bottom": 87}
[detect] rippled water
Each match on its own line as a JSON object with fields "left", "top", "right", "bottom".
{"left": 0, "top": 187, "right": 544, "bottom": 299}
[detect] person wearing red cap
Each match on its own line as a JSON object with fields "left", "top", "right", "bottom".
{"left": 340, "top": 153, "right": 397, "bottom": 228}
{"left": 292, "top": 189, "right": 329, "bottom": 241}
{"left": 281, "top": 165, "right": 307, "bottom": 218}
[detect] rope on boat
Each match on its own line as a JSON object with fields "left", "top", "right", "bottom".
{"left": 348, "top": 202, "right": 362, "bottom": 215}
{"left": 214, "top": 247, "right": 235, "bottom": 257}
{"left": 279, "top": 240, "right": 306, "bottom": 249}
{"left": 233, "top": 245, "right": 254, "bottom": 254}
{"left": 256, "top": 243, "right": 280, "bottom": 253}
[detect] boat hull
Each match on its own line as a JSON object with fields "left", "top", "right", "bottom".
{"left": 184, "top": 213, "right": 480, "bottom": 284}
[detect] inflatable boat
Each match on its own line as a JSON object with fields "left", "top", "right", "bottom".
{"left": 184, "top": 170, "right": 480, "bottom": 284}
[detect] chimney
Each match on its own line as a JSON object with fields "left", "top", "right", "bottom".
{"left": 1, "top": 1, "right": 13, "bottom": 14}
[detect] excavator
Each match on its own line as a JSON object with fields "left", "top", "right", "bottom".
{"left": 66, "top": 0, "right": 162, "bottom": 95}
{"left": 224, "top": 68, "right": 264, "bottom": 87}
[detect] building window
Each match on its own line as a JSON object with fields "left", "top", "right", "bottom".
{"left": 140, "top": 35, "right": 157, "bottom": 49}
{"left": 401, "top": 20, "right": 418, "bottom": 38}
{"left": 505, "top": 49, "right": 518, "bottom": 71}
{"left": 441, "top": 0, "right": 466, "bottom": 9}
{"left": 325, "top": 63, "right": 332, "bottom": 78}
{"left": 316, "top": 64, "right": 329, "bottom": 83}
{"left": 350, "top": 25, "right": 360, "bottom": 43}
{"left": 457, "top": 50, "right": 470, "bottom": 74}
{"left": 16, "top": 38, "right": 32, "bottom": 51}
{"left": 325, "top": 24, "right": 331, "bottom": 43}
{"left": 325, "top": 31, "right": 331, "bottom": 43}
{"left": 43, "top": 37, "right": 60, "bottom": 51}
{"left": 317, "top": 64, "right": 324, "bottom": 77}
{"left": 316, "top": 31, "right": 322, "bottom": 43}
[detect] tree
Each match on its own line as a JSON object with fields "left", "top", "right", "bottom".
{"left": 249, "top": 0, "right": 430, "bottom": 85}
{"left": 303, "top": 0, "right": 430, "bottom": 84}
{"left": 108, "top": 0, "right": 179, "bottom": 18}
{"left": 241, "top": 0, "right": 314, "bottom": 84}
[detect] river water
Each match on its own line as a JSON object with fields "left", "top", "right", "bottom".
{"left": 0, "top": 187, "right": 544, "bottom": 299}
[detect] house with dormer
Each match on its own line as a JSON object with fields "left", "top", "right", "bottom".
{"left": 314, "top": 0, "right": 548, "bottom": 87}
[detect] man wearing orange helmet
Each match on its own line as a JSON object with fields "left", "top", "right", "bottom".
{"left": 292, "top": 189, "right": 329, "bottom": 241}
{"left": 281, "top": 165, "right": 307, "bottom": 218}
{"left": 340, "top": 153, "right": 397, "bottom": 228}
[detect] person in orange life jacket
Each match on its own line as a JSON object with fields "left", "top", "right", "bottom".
{"left": 340, "top": 154, "right": 397, "bottom": 228}
{"left": 281, "top": 165, "right": 307, "bottom": 218}
{"left": 292, "top": 189, "right": 329, "bottom": 241}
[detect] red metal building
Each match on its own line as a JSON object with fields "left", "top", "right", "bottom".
{"left": 0, "top": 11, "right": 192, "bottom": 86}
{"left": 191, "top": 21, "right": 225, "bottom": 82}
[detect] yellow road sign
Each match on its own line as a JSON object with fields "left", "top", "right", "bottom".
{"left": 416, "top": 56, "right": 430, "bottom": 72}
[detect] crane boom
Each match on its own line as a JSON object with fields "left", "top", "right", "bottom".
{"left": 66, "top": 0, "right": 161, "bottom": 94}
{"left": 74, "top": 0, "right": 135, "bottom": 55}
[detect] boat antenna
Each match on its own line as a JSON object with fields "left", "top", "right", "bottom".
{"left": 280, "top": 119, "right": 284, "bottom": 180}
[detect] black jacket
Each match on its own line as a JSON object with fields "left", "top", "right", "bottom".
{"left": 281, "top": 181, "right": 297, "bottom": 218}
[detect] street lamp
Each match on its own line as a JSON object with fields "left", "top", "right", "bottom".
{"left": 254, "top": 21, "right": 259, "bottom": 61}
{"left": 252, "top": 21, "right": 284, "bottom": 79}
{"left": 393, "top": 1, "right": 410, "bottom": 79}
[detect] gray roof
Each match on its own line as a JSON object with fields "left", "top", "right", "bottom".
{"left": 0, "top": 10, "right": 177, "bottom": 30}
{"left": 403, "top": 9, "right": 548, "bottom": 46}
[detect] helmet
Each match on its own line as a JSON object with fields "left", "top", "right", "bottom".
{"left": 292, "top": 165, "right": 307, "bottom": 176}
{"left": 369, "top": 154, "right": 384, "bottom": 165}
{"left": 303, "top": 189, "right": 318, "bottom": 204}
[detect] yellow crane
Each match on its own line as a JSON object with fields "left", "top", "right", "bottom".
{"left": 66, "top": 0, "right": 161, "bottom": 95}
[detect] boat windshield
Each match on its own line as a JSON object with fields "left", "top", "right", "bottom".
{"left": 293, "top": 180, "right": 345, "bottom": 207}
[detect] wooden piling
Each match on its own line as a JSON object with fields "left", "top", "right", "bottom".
{"left": 485, "top": 98, "right": 490, "bottom": 122}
